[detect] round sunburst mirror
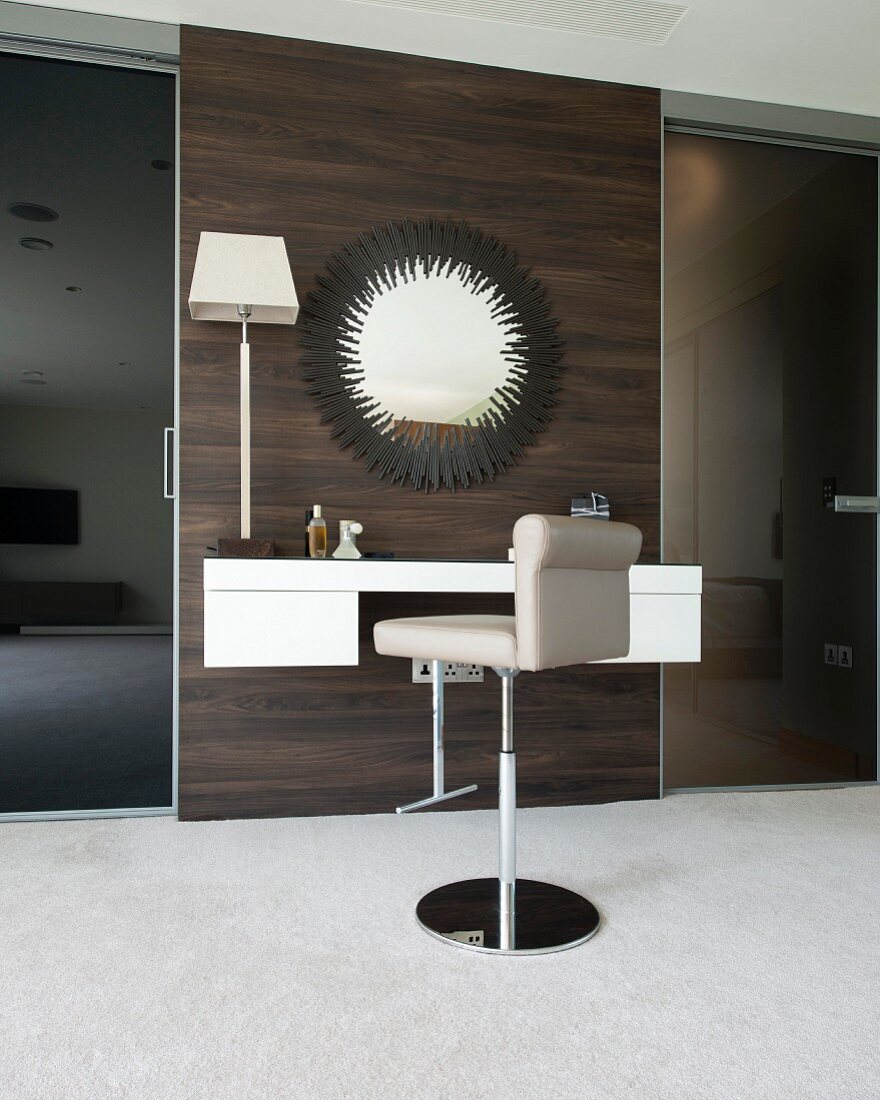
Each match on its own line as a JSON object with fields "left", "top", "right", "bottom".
{"left": 300, "top": 218, "right": 563, "bottom": 491}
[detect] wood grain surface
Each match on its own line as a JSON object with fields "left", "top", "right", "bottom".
{"left": 179, "top": 25, "right": 661, "bottom": 820}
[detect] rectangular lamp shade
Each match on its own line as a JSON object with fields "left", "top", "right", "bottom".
{"left": 188, "top": 231, "right": 298, "bottom": 324}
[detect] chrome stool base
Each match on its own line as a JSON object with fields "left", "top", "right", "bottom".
{"left": 415, "top": 878, "right": 600, "bottom": 955}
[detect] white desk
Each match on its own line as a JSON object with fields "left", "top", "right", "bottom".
{"left": 204, "top": 558, "right": 701, "bottom": 668}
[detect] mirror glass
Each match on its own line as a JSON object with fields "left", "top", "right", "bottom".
{"left": 346, "top": 264, "right": 518, "bottom": 426}
{"left": 300, "top": 217, "right": 563, "bottom": 492}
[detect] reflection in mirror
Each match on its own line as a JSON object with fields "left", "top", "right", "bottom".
{"left": 349, "top": 262, "right": 517, "bottom": 425}
{"left": 301, "top": 218, "right": 563, "bottom": 491}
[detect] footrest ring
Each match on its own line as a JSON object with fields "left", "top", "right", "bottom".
{"left": 395, "top": 784, "right": 478, "bottom": 814}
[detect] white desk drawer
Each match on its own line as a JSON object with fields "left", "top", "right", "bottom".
{"left": 603, "top": 594, "right": 701, "bottom": 664}
{"left": 204, "top": 591, "right": 359, "bottom": 668}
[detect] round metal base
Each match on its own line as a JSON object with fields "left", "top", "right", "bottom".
{"left": 415, "top": 878, "right": 601, "bottom": 955}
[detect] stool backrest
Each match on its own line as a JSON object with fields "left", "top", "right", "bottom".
{"left": 513, "top": 514, "right": 643, "bottom": 672}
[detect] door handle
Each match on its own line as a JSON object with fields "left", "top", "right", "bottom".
{"left": 834, "top": 495, "right": 880, "bottom": 513}
{"left": 164, "top": 427, "right": 175, "bottom": 500}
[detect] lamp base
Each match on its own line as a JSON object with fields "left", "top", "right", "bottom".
{"left": 217, "top": 537, "right": 275, "bottom": 559}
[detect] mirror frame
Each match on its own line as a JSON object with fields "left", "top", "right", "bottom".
{"left": 300, "top": 217, "right": 563, "bottom": 491}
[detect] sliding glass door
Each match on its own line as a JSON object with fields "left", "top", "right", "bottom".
{"left": 0, "top": 52, "right": 176, "bottom": 815}
{"left": 663, "top": 130, "right": 878, "bottom": 789}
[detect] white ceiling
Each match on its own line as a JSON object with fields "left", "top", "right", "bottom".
{"left": 11, "top": 0, "right": 880, "bottom": 118}
{"left": 0, "top": 52, "right": 175, "bottom": 411}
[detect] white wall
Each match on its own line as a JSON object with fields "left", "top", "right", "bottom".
{"left": 0, "top": 405, "right": 172, "bottom": 624}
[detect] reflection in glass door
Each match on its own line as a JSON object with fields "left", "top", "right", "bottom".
{"left": 663, "top": 130, "right": 878, "bottom": 789}
{"left": 0, "top": 53, "right": 176, "bottom": 815}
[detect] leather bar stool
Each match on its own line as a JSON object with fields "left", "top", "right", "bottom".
{"left": 374, "top": 514, "right": 642, "bottom": 955}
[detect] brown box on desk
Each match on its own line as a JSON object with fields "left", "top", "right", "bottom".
{"left": 217, "top": 538, "right": 275, "bottom": 559}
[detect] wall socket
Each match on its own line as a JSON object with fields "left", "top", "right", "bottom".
{"left": 411, "top": 660, "right": 484, "bottom": 684}
{"left": 824, "top": 643, "right": 853, "bottom": 668}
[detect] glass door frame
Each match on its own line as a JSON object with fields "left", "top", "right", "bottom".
{"left": 0, "top": 29, "right": 180, "bottom": 821}
{"left": 660, "top": 115, "right": 880, "bottom": 796}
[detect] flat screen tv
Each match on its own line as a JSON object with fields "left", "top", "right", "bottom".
{"left": 0, "top": 487, "right": 79, "bottom": 545}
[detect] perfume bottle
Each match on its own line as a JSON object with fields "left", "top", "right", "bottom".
{"left": 332, "top": 520, "right": 363, "bottom": 560}
{"left": 308, "top": 505, "right": 327, "bottom": 559}
{"left": 304, "top": 508, "right": 313, "bottom": 557}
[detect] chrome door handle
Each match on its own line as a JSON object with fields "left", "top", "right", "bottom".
{"left": 834, "top": 495, "right": 880, "bottom": 513}
{"left": 163, "top": 427, "right": 175, "bottom": 500}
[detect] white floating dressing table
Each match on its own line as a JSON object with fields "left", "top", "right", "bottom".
{"left": 203, "top": 559, "right": 701, "bottom": 668}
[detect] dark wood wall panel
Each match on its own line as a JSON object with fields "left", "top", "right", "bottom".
{"left": 179, "top": 26, "right": 661, "bottom": 820}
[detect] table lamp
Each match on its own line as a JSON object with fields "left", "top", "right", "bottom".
{"left": 189, "top": 231, "right": 298, "bottom": 557}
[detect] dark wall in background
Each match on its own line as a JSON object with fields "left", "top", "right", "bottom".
{"left": 0, "top": 406, "right": 173, "bottom": 625}
{"left": 179, "top": 25, "right": 661, "bottom": 820}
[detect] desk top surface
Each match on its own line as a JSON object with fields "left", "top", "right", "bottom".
{"left": 205, "top": 557, "right": 702, "bottom": 595}
{"left": 212, "top": 556, "right": 699, "bottom": 565}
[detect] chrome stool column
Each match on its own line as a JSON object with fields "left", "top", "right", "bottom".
{"left": 396, "top": 660, "right": 477, "bottom": 814}
{"left": 414, "top": 667, "right": 600, "bottom": 955}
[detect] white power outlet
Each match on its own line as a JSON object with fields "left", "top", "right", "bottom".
{"left": 411, "top": 660, "right": 457, "bottom": 684}
{"left": 411, "top": 660, "right": 484, "bottom": 684}
{"left": 825, "top": 644, "right": 853, "bottom": 669}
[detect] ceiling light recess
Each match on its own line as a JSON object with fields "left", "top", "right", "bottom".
{"left": 8, "top": 202, "right": 59, "bottom": 222}
{"left": 19, "top": 237, "right": 53, "bottom": 250}
{"left": 346, "top": 0, "right": 688, "bottom": 44}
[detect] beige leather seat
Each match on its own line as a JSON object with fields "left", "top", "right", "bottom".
{"left": 374, "top": 514, "right": 642, "bottom": 955}
{"left": 375, "top": 514, "right": 640, "bottom": 671}
{"left": 375, "top": 614, "right": 518, "bottom": 668}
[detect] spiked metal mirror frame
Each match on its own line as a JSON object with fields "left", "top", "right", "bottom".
{"left": 300, "top": 218, "right": 563, "bottom": 491}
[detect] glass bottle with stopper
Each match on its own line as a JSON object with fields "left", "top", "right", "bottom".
{"left": 308, "top": 505, "right": 327, "bottom": 558}
{"left": 333, "top": 519, "right": 363, "bottom": 560}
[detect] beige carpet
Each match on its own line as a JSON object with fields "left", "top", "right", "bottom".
{"left": 1, "top": 788, "right": 878, "bottom": 1099}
